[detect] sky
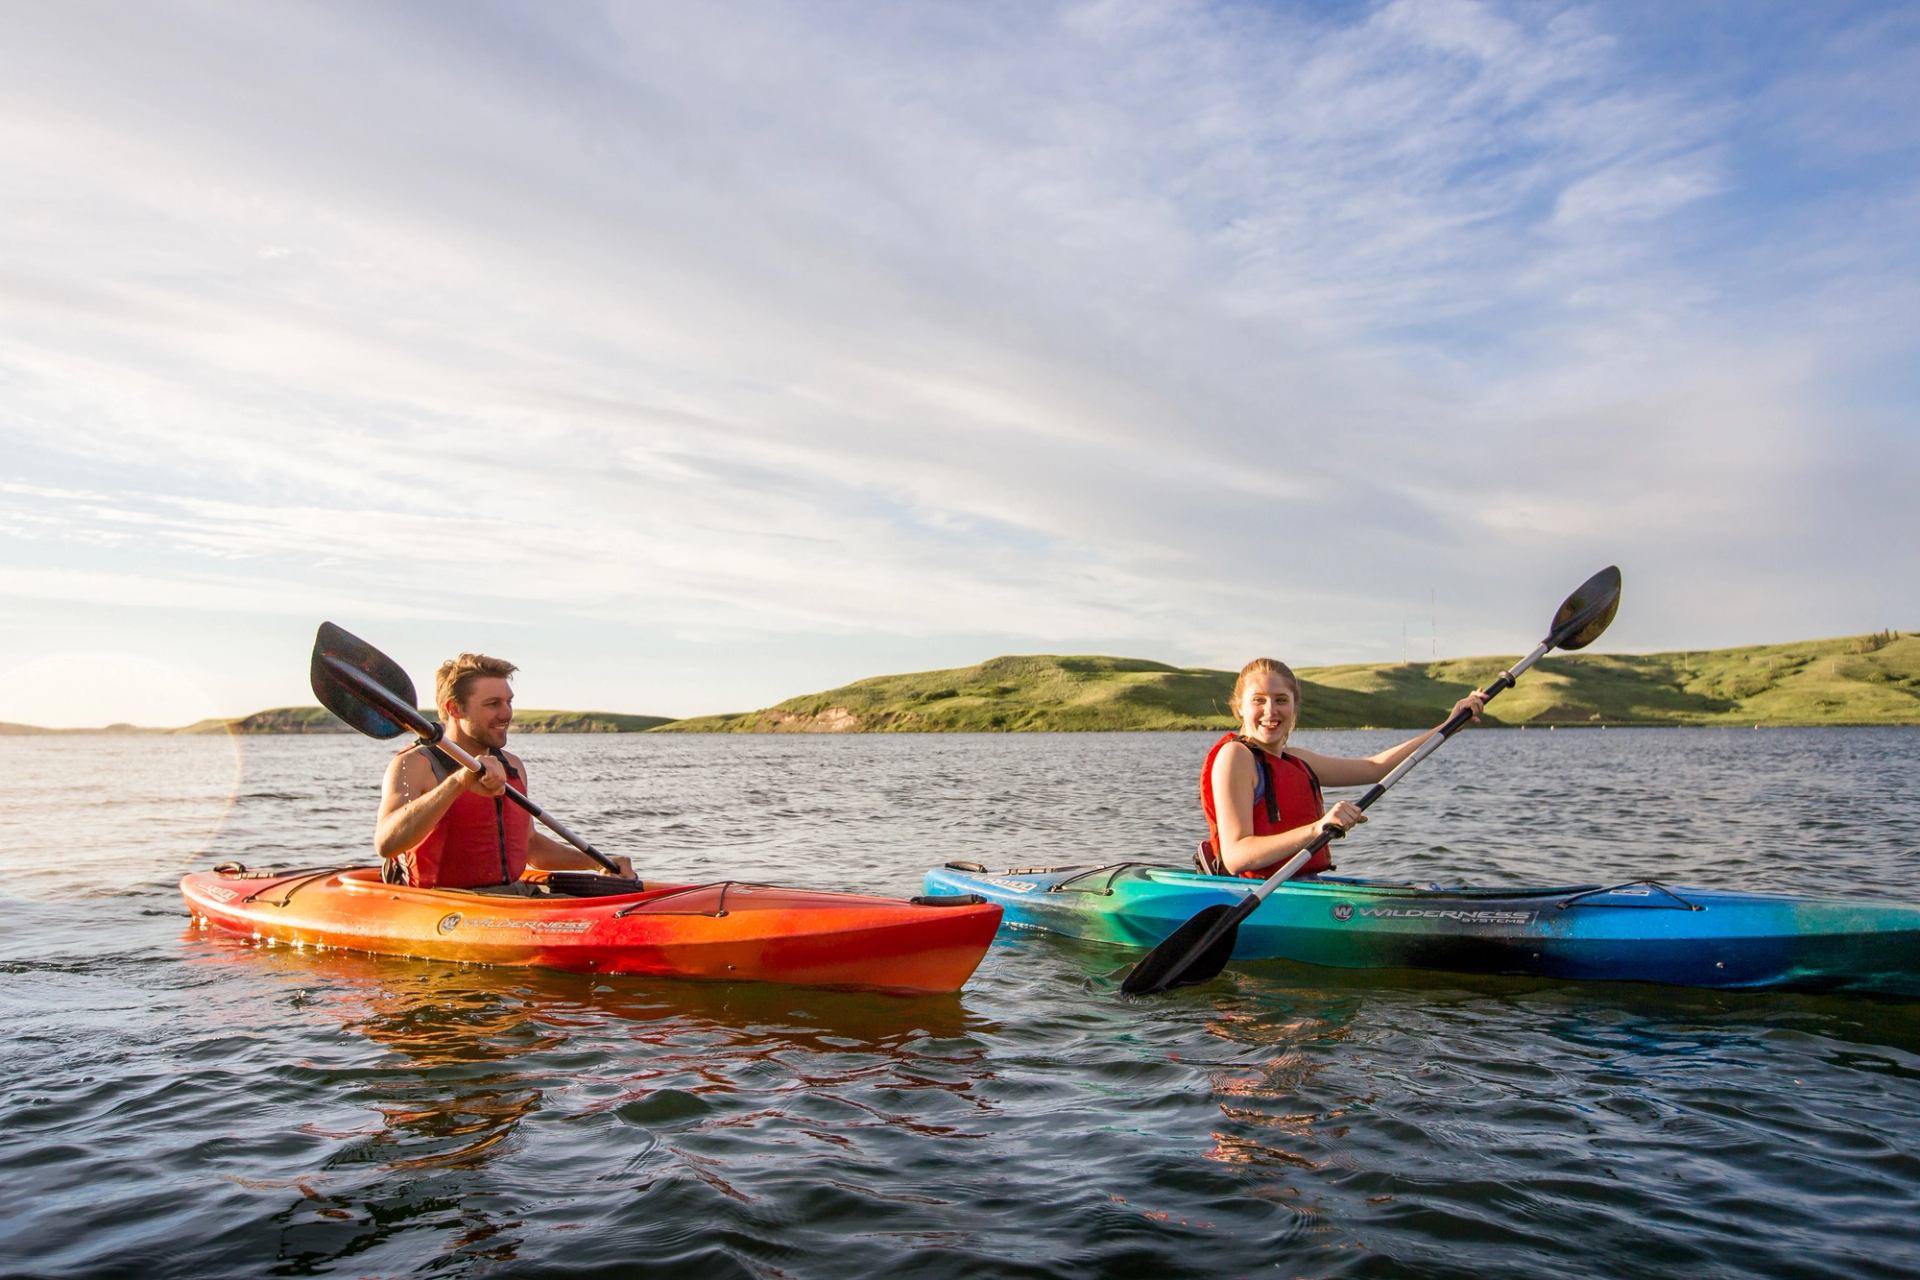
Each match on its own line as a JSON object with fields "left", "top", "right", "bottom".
{"left": 2, "top": 0, "right": 1917, "bottom": 727}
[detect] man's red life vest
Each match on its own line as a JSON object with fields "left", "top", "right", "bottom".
{"left": 1199, "top": 732, "right": 1333, "bottom": 878}
{"left": 396, "top": 745, "right": 531, "bottom": 889}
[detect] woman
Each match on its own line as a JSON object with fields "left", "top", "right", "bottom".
{"left": 1200, "top": 658, "right": 1486, "bottom": 878}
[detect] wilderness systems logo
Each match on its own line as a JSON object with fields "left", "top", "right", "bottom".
{"left": 435, "top": 914, "right": 593, "bottom": 935}
{"left": 1331, "top": 903, "right": 1537, "bottom": 926}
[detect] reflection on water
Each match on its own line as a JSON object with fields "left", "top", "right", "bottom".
{"left": 1192, "top": 995, "right": 1359, "bottom": 1248}
{"left": 158, "top": 935, "right": 1002, "bottom": 1277}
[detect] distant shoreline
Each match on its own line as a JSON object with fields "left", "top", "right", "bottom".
{"left": 0, "top": 708, "right": 675, "bottom": 737}
{"left": 7, "top": 630, "right": 1915, "bottom": 734}
{"left": 6, "top": 721, "right": 1918, "bottom": 737}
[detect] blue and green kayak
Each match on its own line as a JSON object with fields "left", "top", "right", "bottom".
{"left": 924, "top": 862, "right": 1920, "bottom": 995}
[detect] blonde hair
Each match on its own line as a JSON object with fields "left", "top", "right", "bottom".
{"left": 435, "top": 653, "right": 517, "bottom": 715}
{"left": 1230, "top": 657, "right": 1300, "bottom": 714}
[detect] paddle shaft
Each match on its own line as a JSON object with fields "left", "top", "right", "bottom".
{"left": 318, "top": 655, "right": 620, "bottom": 873}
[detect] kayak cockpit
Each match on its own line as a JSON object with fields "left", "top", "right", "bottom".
{"left": 943, "top": 860, "right": 1614, "bottom": 903}
{"left": 203, "top": 862, "right": 665, "bottom": 906}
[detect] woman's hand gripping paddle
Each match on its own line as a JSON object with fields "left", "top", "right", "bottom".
{"left": 1119, "top": 566, "right": 1622, "bottom": 997}
{"left": 309, "top": 621, "right": 626, "bottom": 874}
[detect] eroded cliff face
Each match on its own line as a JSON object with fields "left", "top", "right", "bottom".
{"left": 755, "top": 705, "right": 866, "bottom": 732}
{"left": 221, "top": 709, "right": 351, "bottom": 734}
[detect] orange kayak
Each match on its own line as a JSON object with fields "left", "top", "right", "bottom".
{"left": 180, "top": 865, "right": 1001, "bottom": 994}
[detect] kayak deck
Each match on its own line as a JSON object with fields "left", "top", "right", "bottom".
{"left": 924, "top": 862, "right": 1920, "bottom": 995}
{"left": 183, "top": 865, "right": 1001, "bottom": 994}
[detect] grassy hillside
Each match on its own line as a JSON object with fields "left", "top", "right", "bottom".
{"left": 504, "top": 710, "right": 676, "bottom": 733}
{"left": 662, "top": 656, "right": 1241, "bottom": 733}
{"left": 175, "top": 707, "right": 367, "bottom": 734}
{"left": 657, "top": 631, "right": 1920, "bottom": 732}
{"left": 1317, "top": 630, "right": 1920, "bottom": 727}
{"left": 170, "top": 708, "right": 677, "bottom": 735}
{"left": 6, "top": 632, "right": 1913, "bottom": 735}
{"left": 659, "top": 653, "right": 1442, "bottom": 733}
{"left": 1, "top": 706, "right": 676, "bottom": 735}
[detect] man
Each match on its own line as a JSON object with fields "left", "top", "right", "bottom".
{"left": 374, "top": 652, "right": 635, "bottom": 889}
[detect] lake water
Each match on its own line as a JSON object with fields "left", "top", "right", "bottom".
{"left": 3, "top": 728, "right": 1919, "bottom": 1278}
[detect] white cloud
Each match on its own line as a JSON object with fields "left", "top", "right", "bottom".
{"left": 0, "top": 0, "right": 1915, "bottom": 718}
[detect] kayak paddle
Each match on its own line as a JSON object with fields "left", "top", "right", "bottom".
{"left": 309, "top": 621, "right": 625, "bottom": 874}
{"left": 1119, "top": 565, "right": 1623, "bottom": 997}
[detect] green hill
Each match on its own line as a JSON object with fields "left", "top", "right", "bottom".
{"left": 504, "top": 710, "right": 676, "bottom": 733}
{"left": 662, "top": 655, "right": 1241, "bottom": 733}
{"left": 0, "top": 706, "right": 677, "bottom": 736}
{"left": 168, "top": 708, "right": 677, "bottom": 735}
{"left": 7, "top": 632, "right": 1914, "bottom": 735}
{"left": 656, "top": 631, "right": 1920, "bottom": 732}
{"left": 176, "top": 707, "right": 368, "bottom": 734}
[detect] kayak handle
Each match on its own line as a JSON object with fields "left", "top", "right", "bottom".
{"left": 1557, "top": 881, "right": 1702, "bottom": 911}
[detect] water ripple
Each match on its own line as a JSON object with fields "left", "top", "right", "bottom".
{"left": 3, "top": 730, "right": 1920, "bottom": 1277}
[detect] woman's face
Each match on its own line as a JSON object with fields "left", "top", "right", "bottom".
{"left": 1236, "top": 671, "right": 1298, "bottom": 747}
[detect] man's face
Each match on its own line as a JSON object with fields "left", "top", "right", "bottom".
{"left": 449, "top": 676, "right": 514, "bottom": 749}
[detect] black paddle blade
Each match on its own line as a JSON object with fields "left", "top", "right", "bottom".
{"left": 1547, "top": 565, "right": 1621, "bottom": 651}
{"left": 311, "top": 621, "right": 425, "bottom": 740}
{"left": 1121, "top": 902, "right": 1246, "bottom": 996}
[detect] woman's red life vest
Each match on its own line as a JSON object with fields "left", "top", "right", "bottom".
{"left": 396, "top": 745, "right": 531, "bottom": 889}
{"left": 1199, "top": 732, "right": 1333, "bottom": 878}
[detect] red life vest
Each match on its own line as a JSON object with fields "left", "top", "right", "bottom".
{"left": 397, "top": 745, "right": 531, "bottom": 889}
{"left": 1199, "top": 732, "right": 1333, "bottom": 877}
